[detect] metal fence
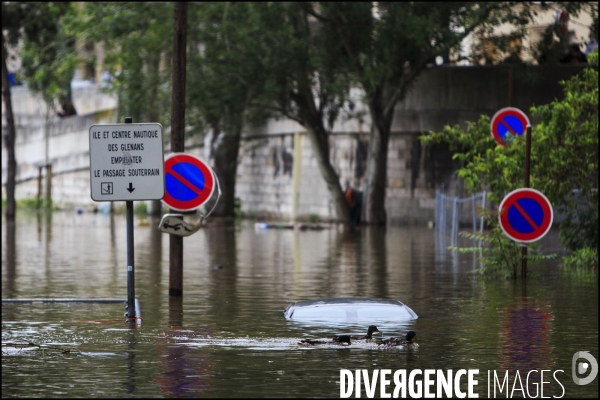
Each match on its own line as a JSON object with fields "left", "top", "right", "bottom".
{"left": 435, "top": 190, "right": 487, "bottom": 251}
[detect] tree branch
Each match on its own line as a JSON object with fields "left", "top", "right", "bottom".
{"left": 305, "top": 4, "right": 330, "bottom": 23}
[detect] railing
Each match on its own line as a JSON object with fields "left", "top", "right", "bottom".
{"left": 435, "top": 190, "right": 487, "bottom": 250}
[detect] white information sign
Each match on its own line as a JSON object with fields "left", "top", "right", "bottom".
{"left": 89, "top": 123, "right": 165, "bottom": 201}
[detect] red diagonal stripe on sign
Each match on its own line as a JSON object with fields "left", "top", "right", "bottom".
{"left": 500, "top": 119, "right": 518, "bottom": 137}
{"left": 168, "top": 168, "right": 203, "bottom": 195}
{"left": 511, "top": 200, "right": 540, "bottom": 230}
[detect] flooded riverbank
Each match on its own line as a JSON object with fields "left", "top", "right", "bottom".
{"left": 2, "top": 211, "right": 598, "bottom": 397}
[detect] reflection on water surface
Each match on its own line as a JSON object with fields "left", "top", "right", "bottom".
{"left": 2, "top": 212, "right": 598, "bottom": 397}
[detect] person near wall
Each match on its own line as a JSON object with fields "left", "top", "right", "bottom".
{"left": 560, "top": 43, "right": 588, "bottom": 64}
{"left": 344, "top": 188, "right": 362, "bottom": 227}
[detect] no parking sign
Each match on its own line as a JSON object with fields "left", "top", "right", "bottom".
{"left": 498, "top": 188, "right": 553, "bottom": 243}
{"left": 162, "top": 153, "right": 216, "bottom": 212}
{"left": 491, "top": 107, "right": 530, "bottom": 147}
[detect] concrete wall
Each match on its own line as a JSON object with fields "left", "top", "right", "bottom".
{"left": 2, "top": 84, "right": 118, "bottom": 207}
{"left": 234, "top": 131, "right": 430, "bottom": 223}
{"left": 2, "top": 65, "right": 586, "bottom": 223}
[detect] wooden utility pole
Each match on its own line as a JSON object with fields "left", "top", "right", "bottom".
{"left": 169, "top": 2, "right": 187, "bottom": 296}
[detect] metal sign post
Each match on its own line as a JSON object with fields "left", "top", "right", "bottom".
{"left": 491, "top": 108, "right": 536, "bottom": 278}
{"left": 522, "top": 124, "right": 532, "bottom": 278}
{"left": 89, "top": 117, "right": 165, "bottom": 323}
{"left": 498, "top": 187, "right": 553, "bottom": 280}
{"left": 124, "top": 117, "right": 135, "bottom": 322}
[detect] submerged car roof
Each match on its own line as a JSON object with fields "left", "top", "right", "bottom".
{"left": 284, "top": 297, "right": 418, "bottom": 322}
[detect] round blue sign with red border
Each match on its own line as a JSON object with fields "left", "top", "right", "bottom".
{"left": 162, "top": 153, "right": 215, "bottom": 212}
{"left": 491, "top": 107, "right": 530, "bottom": 147}
{"left": 498, "top": 188, "right": 553, "bottom": 243}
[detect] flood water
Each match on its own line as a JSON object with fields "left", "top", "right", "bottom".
{"left": 2, "top": 211, "right": 598, "bottom": 398}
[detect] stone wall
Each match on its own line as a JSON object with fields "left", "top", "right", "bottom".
{"left": 232, "top": 131, "right": 435, "bottom": 223}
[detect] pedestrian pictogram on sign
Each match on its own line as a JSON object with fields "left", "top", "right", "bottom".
{"left": 162, "top": 153, "right": 216, "bottom": 212}
{"left": 490, "top": 107, "right": 530, "bottom": 147}
{"left": 498, "top": 188, "right": 553, "bottom": 243}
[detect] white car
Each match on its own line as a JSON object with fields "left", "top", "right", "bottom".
{"left": 284, "top": 297, "right": 418, "bottom": 323}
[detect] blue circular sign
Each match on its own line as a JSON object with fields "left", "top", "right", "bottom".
{"left": 499, "top": 188, "right": 553, "bottom": 243}
{"left": 491, "top": 107, "right": 530, "bottom": 147}
{"left": 162, "top": 153, "right": 215, "bottom": 212}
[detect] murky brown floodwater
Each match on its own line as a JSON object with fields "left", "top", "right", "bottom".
{"left": 2, "top": 211, "right": 598, "bottom": 398}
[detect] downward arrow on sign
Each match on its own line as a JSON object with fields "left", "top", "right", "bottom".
{"left": 127, "top": 183, "right": 135, "bottom": 193}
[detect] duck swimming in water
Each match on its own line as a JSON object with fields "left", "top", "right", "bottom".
{"left": 299, "top": 334, "right": 351, "bottom": 346}
{"left": 320, "top": 325, "right": 382, "bottom": 343}
{"left": 298, "top": 325, "right": 382, "bottom": 346}
{"left": 347, "top": 325, "right": 381, "bottom": 341}
{"left": 379, "top": 331, "right": 419, "bottom": 349}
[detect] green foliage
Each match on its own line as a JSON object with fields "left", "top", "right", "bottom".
{"left": 187, "top": 3, "right": 271, "bottom": 132}
{"left": 421, "top": 114, "right": 520, "bottom": 205}
{"left": 79, "top": 2, "right": 173, "bottom": 125}
{"left": 560, "top": 247, "right": 598, "bottom": 283}
{"left": 421, "top": 53, "right": 598, "bottom": 253}
{"left": 234, "top": 198, "right": 242, "bottom": 220}
{"left": 135, "top": 202, "right": 147, "bottom": 216}
{"left": 562, "top": 248, "right": 598, "bottom": 270}
{"left": 245, "top": 210, "right": 258, "bottom": 220}
{"left": 450, "top": 211, "right": 556, "bottom": 279}
{"left": 308, "top": 214, "right": 321, "bottom": 223}
{"left": 5, "top": 2, "right": 78, "bottom": 107}
{"left": 16, "top": 196, "right": 41, "bottom": 209}
{"left": 14, "top": 196, "right": 56, "bottom": 211}
{"left": 530, "top": 51, "right": 598, "bottom": 251}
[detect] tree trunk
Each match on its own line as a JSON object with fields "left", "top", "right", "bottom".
{"left": 364, "top": 97, "right": 394, "bottom": 225}
{"left": 204, "top": 120, "right": 242, "bottom": 218}
{"left": 304, "top": 124, "right": 352, "bottom": 224}
{"left": 292, "top": 77, "right": 352, "bottom": 225}
{"left": 1, "top": 39, "right": 17, "bottom": 220}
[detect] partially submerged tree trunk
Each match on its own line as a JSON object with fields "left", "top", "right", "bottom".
{"left": 1, "top": 38, "right": 17, "bottom": 220}
{"left": 304, "top": 125, "right": 352, "bottom": 224}
{"left": 204, "top": 115, "right": 242, "bottom": 218}
{"left": 364, "top": 93, "right": 395, "bottom": 225}
{"left": 291, "top": 76, "right": 352, "bottom": 225}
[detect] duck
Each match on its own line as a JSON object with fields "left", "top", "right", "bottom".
{"left": 299, "top": 334, "right": 351, "bottom": 346}
{"left": 379, "top": 331, "right": 419, "bottom": 349}
{"left": 345, "top": 325, "right": 381, "bottom": 341}
{"left": 298, "top": 325, "right": 381, "bottom": 346}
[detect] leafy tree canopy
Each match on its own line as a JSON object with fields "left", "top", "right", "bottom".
{"left": 3, "top": 2, "right": 78, "bottom": 106}
{"left": 79, "top": 2, "right": 173, "bottom": 124}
